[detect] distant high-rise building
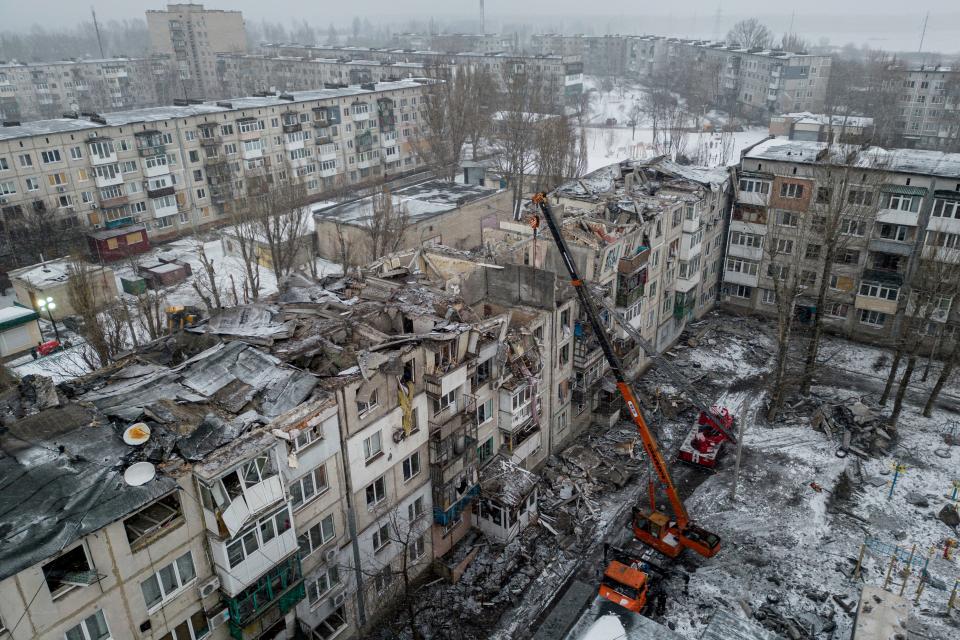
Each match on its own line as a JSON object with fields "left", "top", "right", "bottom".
{"left": 146, "top": 3, "right": 246, "bottom": 99}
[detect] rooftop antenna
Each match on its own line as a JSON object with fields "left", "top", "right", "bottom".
{"left": 480, "top": 0, "right": 485, "bottom": 34}
{"left": 918, "top": 11, "right": 929, "bottom": 53}
{"left": 91, "top": 6, "right": 105, "bottom": 58}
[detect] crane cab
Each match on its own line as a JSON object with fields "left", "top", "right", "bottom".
{"left": 631, "top": 507, "right": 722, "bottom": 559}
{"left": 599, "top": 559, "right": 650, "bottom": 612}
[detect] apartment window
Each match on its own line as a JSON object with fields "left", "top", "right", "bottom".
{"left": 371, "top": 523, "right": 391, "bottom": 551}
{"left": 363, "top": 431, "right": 382, "bottom": 462}
{"left": 474, "top": 358, "right": 492, "bottom": 385}
{"left": 17, "top": 153, "right": 33, "bottom": 167}
{"left": 124, "top": 493, "right": 183, "bottom": 547}
{"left": 511, "top": 385, "right": 532, "bottom": 411}
{"left": 858, "top": 309, "right": 887, "bottom": 327}
{"left": 298, "top": 514, "right": 336, "bottom": 557}
{"left": 433, "top": 388, "right": 457, "bottom": 415}
{"left": 360, "top": 464, "right": 387, "bottom": 504}
{"left": 188, "top": 150, "right": 200, "bottom": 163}
{"left": 779, "top": 183, "right": 805, "bottom": 198}
{"left": 775, "top": 210, "right": 799, "bottom": 227}
{"left": 878, "top": 223, "right": 908, "bottom": 241}
{"left": 227, "top": 507, "right": 291, "bottom": 567}
{"left": 140, "top": 552, "right": 196, "bottom": 611}
{"left": 64, "top": 610, "right": 110, "bottom": 640}
{"left": 826, "top": 303, "right": 849, "bottom": 319}
{"left": 374, "top": 566, "right": 392, "bottom": 593}
{"left": 725, "top": 257, "right": 759, "bottom": 276}
{"left": 41, "top": 149, "right": 62, "bottom": 164}
{"left": 357, "top": 389, "right": 379, "bottom": 416}
{"left": 409, "top": 533, "right": 426, "bottom": 563}
{"left": 154, "top": 610, "right": 209, "bottom": 640}
{"left": 859, "top": 282, "right": 899, "bottom": 301}
{"left": 774, "top": 238, "right": 794, "bottom": 254}
{"left": 738, "top": 178, "right": 769, "bottom": 194}
{"left": 408, "top": 495, "right": 425, "bottom": 521}
{"left": 800, "top": 270, "right": 817, "bottom": 287}
{"left": 307, "top": 565, "right": 341, "bottom": 605}
{"left": 847, "top": 189, "right": 873, "bottom": 206}
{"left": 184, "top": 130, "right": 195, "bottom": 141}
{"left": 730, "top": 231, "right": 762, "bottom": 248}
{"left": 729, "top": 284, "right": 752, "bottom": 299}
{"left": 834, "top": 249, "right": 860, "bottom": 265}
{"left": 932, "top": 198, "right": 960, "bottom": 219}
{"left": 767, "top": 263, "right": 789, "bottom": 279}
{"left": 132, "top": 201, "right": 147, "bottom": 214}
{"left": 312, "top": 607, "right": 348, "bottom": 639}
{"left": 927, "top": 231, "right": 960, "bottom": 249}
{"left": 120, "top": 160, "right": 137, "bottom": 173}
{"left": 761, "top": 289, "right": 776, "bottom": 305}
{"left": 0, "top": 157, "right": 7, "bottom": 171}
{"left": 0, "top": 181, "right": 15, "bottom": 195}
{"left": 220, "top": 124, "right": 235, "bottom": 136}
{"left": 224, "top": 142, "right": 237, "bottom": 155}
{"left": 840, "top": 218, "right": 867, "bottom": 236}
{"left": 87, "top": 142, "right": 113, "bottom": 159}
{"left": 43, "top": 544, "right": 95, "bottom": 598}
{"left": 238, "top": 119, "right": 264, "bottom": 133}
{"left": 884, "top": 193, "right": 917, "bottom": 212}
{"left": 816, "top": 187, "right": 831, "bottom": 204}
{"left": 291, "top": 464, "right": 329, "bottom": 509}
{"left": 402, "top": 452, "right": 421, "bottom": 482}
{"left": 25, "top": 177, "right": 39, "bottom": 191}
{"left": 145, "top": 154, "right": 168, "bottom": 170}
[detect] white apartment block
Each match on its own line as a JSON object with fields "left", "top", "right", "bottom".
{"left": 723, "top": 139, "right": 960, "bottom": 344}
{"left": 886, "top": 65, "right": 960, "bottom": 150}
{"left": 215, "top": 55, "right": 425, "bottom": 99}
{"left": 0, "top": 57, "right": 177, "bottom": 123}
{"left": 0, "top": 80, "right": 429, "bottom": 244}
{"left": 147, "top": 3, "right": 247, "bottom": 99}
{"left": 263, "top": 44, "right": 584, "bottom": 111}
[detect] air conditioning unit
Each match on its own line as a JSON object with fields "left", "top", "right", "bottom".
{"left": 331, "top": 592, "right": 347, "bottom": 608}
{"left": 392, "top": 428, "right": 405, "bottom": 444}
{"left": 207, "top": 608, "right": 230, "bottom": 630}
{"left": 324, "top": 548, "right": 337, "bottom": 563}
{"left": 198, "top": 576, "right": 221, "bottom": 598}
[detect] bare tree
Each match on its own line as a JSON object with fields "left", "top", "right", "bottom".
{"left": 924, "top": 327, "right": 959, "bottom": 416}
{"left": 726, "top": 19, "right": 773, "bottom": 49}
{"left": 364, "top": 185, "right": 410, "bottom": 260}
{"left": 135, "top": 288, "right": 168, "bottom": 342}
{"left": 253, "top": 179, "right": 313, "bottom": 278}
{"left": 887, "top": 251, "right": 960, "bottom": 425}
{"left": 190, "top": 239, "right": 224, "bottom": 313}
{"left": 490, "top": 63, "right": 546, "bottom": 218}
{"left": 0, "top": 200, "right": 83, "bottom": 271}
{"left": 66, "top": 259, "right": 119, "bottom": 368}
{"left": 798, "top": 150, "right": 885, "bottom": 394}
{"left": 534, "top": 114, "right": 578, "bottom": 192}
{"left": 332, "top": 220, "right": 355, "bottom": 274}
{"left": 415, "top": 66, "right": 493, "bottom": 180}
{"left": 779, "top": 33, "right": 810, "bottom": 54}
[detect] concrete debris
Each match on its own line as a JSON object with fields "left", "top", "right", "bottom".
{"left": 18, "top": 374, "right": 61, "bottom": 411}
{"left": 811, "top": 398, "right": 896, "bottom": 458}
{"left": 937, "top": 504, "right": 959, "bottom": 529}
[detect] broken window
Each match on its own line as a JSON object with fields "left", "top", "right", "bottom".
{"left": 43, "top": 544, "right": 94, "bottom": 598}
{"left": 474, "top": 358, "right": 492, "bottom": 385}
{"left": 433, "top": 388, "right": 457, "bottom": 415}
{"left": 357, "top": 389, "right": 379, "bottom": 416}
{"left": 402, "top": 358, "right": 416, "bottom": 383}
{"left": 374, "top": 566, "right": 392, "bottom": 593}
{"left": 365, "top": 476, "right": 387, "bottom": 508}
{"left": 124, "top": 493, "right": 183, "bottom": 548}
{"left": 294, "top": 416, "right": 333, "bottom": 450}
{"left": 312, "top": 607, "right": 348, "bottom": 640}
{"left": 155, "top": 610, "right": 209, "bottom": 640}
{"left": 372, "top": 523, "right": 391, "bottom": 552}
{"left": 476, "top": 399, "right": 494, "bottom": 424}
{"left": 409, "top": 534, "right": 426, "bottom": 562}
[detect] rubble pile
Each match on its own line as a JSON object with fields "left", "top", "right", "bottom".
{"left": 810, "top": 397, "right": 897, "bottom": 458}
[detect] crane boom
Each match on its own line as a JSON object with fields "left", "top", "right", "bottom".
{"left": 530, "top": 192, "right": 691, "bottom": 528}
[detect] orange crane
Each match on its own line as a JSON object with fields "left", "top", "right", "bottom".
{"left": 530, "top": 192, "right": 724, "bottom": 608}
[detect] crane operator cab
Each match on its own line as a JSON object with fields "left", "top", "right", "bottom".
{"left": 598, "top": 545, "right": 652, "bottom": 612}
{"left": 632, "top": 507, "right": 722, "bottom": 559}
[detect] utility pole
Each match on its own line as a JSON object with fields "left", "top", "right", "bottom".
{"left": 91, "top": 6, "right": 105, "bottom": 58}
{"left": 729, "top": 397, "right": 749, "bottom": 501}
{"left": 480, "top": 0, "right": 485, "bottom": 34}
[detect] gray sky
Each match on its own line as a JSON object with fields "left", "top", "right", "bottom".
{"left": 5, "top": 1, "right": 960, "bottom": 53}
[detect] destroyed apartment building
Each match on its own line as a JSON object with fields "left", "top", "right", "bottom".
{"left": 0, "top": 257, "right": 570, "bottom": 640}
{"left": 484, "top": 158, "right": 732, "bottom": 433}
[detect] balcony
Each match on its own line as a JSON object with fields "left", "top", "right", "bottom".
{"left": 573, "top": 328, "right": 603, "bottom": 371}
{"left": 675, "top": 270, "right": 701, "bottom": 294}
{"left": 503, "top": 425, "right": 541, "bottom": 465}
{"left": 146, "top": 185, "right": 176, "bottom": 199}
{"left": 615, "top": 281, "right": 644, "bottom": 308}
{"left": 868, "top": 238, "right": 913, "bottom": 256}
{"left": 673, "top": 296, "right": 696, "bottom": 320}
{"left": 90, "top": 151, "right": 117, "bottom": 166}
{"left": 152, "top": 199, "right": 178, "bottom": 219}
{"left": 318, "top": 165, "right": 338, "bottom": 178}
{"left": 498, "top": 389, "right": 540, "bottom": 435}
{"left": 682, "top": 216, "right": 701, "bottom": 234}
{"left": 94, "top": 173, "right": 123, "bottom": 188}
{"left": 211, "top": 515, "right": 299, "bottom": 596}
{"left": 723, "top": 267, "right": 760, "bottom": 288}
{"left": 732, "top": 205, "right": 767, "bottom": 226}
{"left": 433, "top": 484, "right": 479, "bottom": 526}
{"left": 737, "top": 190, "right": 769, "bottom": 207}
{"left": 143, "top": 162, "right": 170, "bottom": 178}
{"left": 618, "top": 247, "right": 649, "bottom": 274}
{"left": 855, "top": 294, "right": 898, "bottom": 316}
{"left": 424, "top": 362, "right": 468, "bottom": 398}
{"left": 99, "top": 194, "right": 128, "bottom": 209}
{"left": 242, "top": 147, "right": 263, "bottom": 160}
{"left": 226, "top": 553, "right": 305, "bottom": 637}
{"left": 199, "top": 135, "right": 222, "bottom": 147}
{"left": 679, "top": 234, "right": 702, "bottom": 260}
{"left": 863, "top": 268, "right": 904, "bottom": 287}
{"left": 282, "top": 121, "right": 302, "bottom": 134}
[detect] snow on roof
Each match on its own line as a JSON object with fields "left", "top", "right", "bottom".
{"left": 7, "top": 258, "right": 109, "bottom": 289}
{"left": 0, "top": 79, "right": 427, "bottom": 142}
{"left": 745, "top": 139, "right": 960, "bottom": 179}
{"left": 778, "top": 112, "right": 874, "bottom": 128}
{"left": 0, "top": 305, "right": 38, "bottom": 324}
{"left": 314, "top": 180, "right": 497, "bottom": 227}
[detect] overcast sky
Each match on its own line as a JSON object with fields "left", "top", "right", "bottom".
{"left": 5, "top": 1, "right": 959, "bottom": 53}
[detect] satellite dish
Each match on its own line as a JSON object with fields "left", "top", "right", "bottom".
{"left": 123, "top": 422, "right": 151, "bottom": 446}
{"left": 124, "top": 462, "right": 156, "bottom": 486}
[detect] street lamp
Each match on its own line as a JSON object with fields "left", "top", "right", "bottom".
{"left": 37, "top": 296, "right": 60, "bottom": 343}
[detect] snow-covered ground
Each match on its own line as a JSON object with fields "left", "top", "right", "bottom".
{"left": 564, "top": 313, "right": 960, "bottom": 640}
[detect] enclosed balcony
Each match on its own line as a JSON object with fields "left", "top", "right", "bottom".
{"left": 210, "top": 504, "right": 298, "bottom": 596}
{"left": 226, "top": 552, "right": 305, "bottom": 640}
{"left": 618, "top": 247, "right": 649, "bottom": 274}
